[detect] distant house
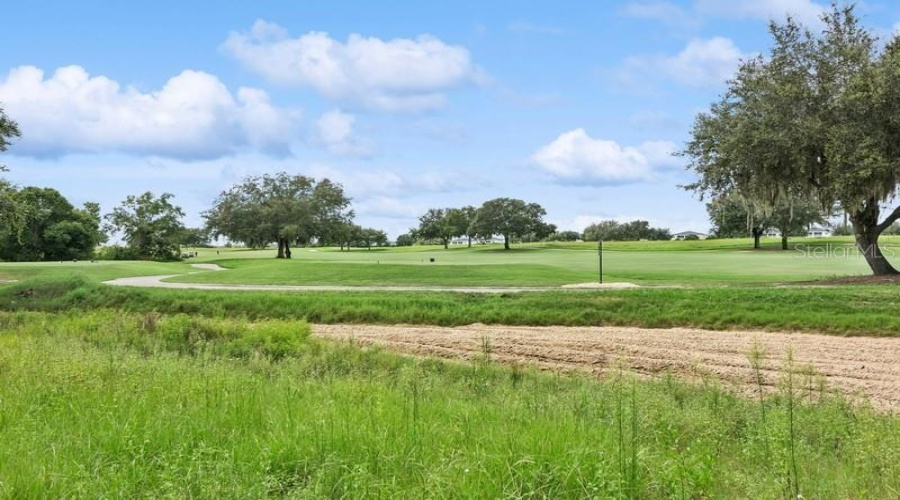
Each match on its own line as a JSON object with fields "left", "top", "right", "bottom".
{"left": 807, "top": 226, "right": 833, "bottom": 237}
{"left": 671, "top": 231, "right": 708, "bottom": 241}
{"left": 449, "top": 235, "right": 506, "bottom": 245}
{"left": 763, "top": 227, "right": 781, "bottom": 238}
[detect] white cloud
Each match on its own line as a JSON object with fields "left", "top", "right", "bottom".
{"left": 623, "top": 2, "right": 701, "bottom": 31}
{"left": 314, "top": 109, "right": 373, "bottom": 156}
{"left": 507, "top": 21, "right": 569, "bottom": 36}
{"left": 306, "top": 164, "right": 472, "bottom": 200}
{"left": 695, "top": 0, "right": 825, "bottom": 26}
{"left": 222, "top": 20, "right": 486, "bottom": 112}
{"left": 531, "top": 128, "right": 679, "bottom": 185}
{"left": 0, "top": 65, "right": 299, "bottom": 159}
{"left": 619, "top": 37, "right": 746, "bottom": 88}
{"left": 354, "top": 196, "right": 424, "bottom": 219}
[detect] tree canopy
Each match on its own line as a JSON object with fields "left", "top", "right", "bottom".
{"left": 583, "top": 220, "right": 671, "bottom": 242}
{"left": 471, "top": 198, "right": 547, "bottom": 250}
{"left": 0, "top": 187, "right": 105, "bottom": 261}
{"left": 0, "top": 105, "right": 20, "bottom": 173}
{"left": 683, "top": 5, "right": 900, "bottom": 274}
{"left": 204, "top": 173, "right": 353, "bottom": 258}
{"left": 416, "top": 208, "right": 467, "bottom": 249}
{"left": 105, "top": 192, "right": 185, "bottom": 261}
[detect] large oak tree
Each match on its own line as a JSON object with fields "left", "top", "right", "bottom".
{"left": 684, "top": 5, "right": 900, "bottom": 274}
{"left": 204, "top": 173, "right": 353, "bottom": 258}
{"left": 471, "top": 197, "right": 547, "bottom": 250}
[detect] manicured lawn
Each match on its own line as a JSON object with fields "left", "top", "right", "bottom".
{"left": 172, "top": 246, "right": 872, "bottom": 286}
{"left": 2, "top": 310, "right": 897, "bottom": 497}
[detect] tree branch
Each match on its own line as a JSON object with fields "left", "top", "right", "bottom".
{"left": 877, "top": 205, "right": 900, "bottom": 234}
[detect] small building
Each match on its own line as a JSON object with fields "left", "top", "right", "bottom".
{"left": 449, "top": 235, "right": 506, "bottom": 245}
{"left": 671, "top": 231, "right": 708, "bottom": 241}
{"left": 807, "top": 226, "right": 833, "bottom": 237}
{"left": 763, "top": 227, "right": 781, "bottom": 238}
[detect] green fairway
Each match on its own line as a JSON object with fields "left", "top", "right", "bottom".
{"left": 2, "top": 310, "right": 898, "bottom": 498}
{"left": 170, "top": 244, "right": 873, "bottom": 286}
{"left": 0, "top": 237, "right": 880, "bottom": 287}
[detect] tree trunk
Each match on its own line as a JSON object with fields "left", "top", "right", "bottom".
{"left": 752, "top": 228, "right": 762, "bottom": 250}
{"left": 781, "top": 234, "right": 788, "bottom": 251}
{"left": 504, "top": 234, "right": 510, "bottom": 250}
{"left": 284, "top": 239, "right": 292, "bottom": 259}
{"left": 850, "top": 201, "right": 899, "bottom": 275}
{"left": 443, "top": 238, "right": 448, "bottom": 250}
{"left": 276, "top": 239, "right": 285, "bottom": 259}
{"left": 467, "top": 236, "right": 472, "bottom": 248}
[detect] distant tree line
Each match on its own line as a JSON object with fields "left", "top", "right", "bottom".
{"left": 408, "top": 198, "right": 554, "bottom": 250}
{"left": 706, "top": 194, "right": 826, "bottom": 250}
{"left": 582, "top": 220, "right": 671, "bottom": 242}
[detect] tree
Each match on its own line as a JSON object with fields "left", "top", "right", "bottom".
{"left": 548, "top": 230, "right": 582, "bottom": 242}
{"left": 0, "top": 105, "right": 20, "bottom": 173}
{"left": 356, "top": 227, "right": 388, "bottom": 250}
{"left": 471, "top": 198, "right": 547, "bottom": 250}
{"left": 769, "top": 198, "right": 827, "bottom": 250}
{"left": 106, "top": 192, "right": 185, "bottom": 261}
{"left": 333, "top": 223, "right": 362, "bottom": 251}
{"left": 460, "top": 205, "right": 478, "bottom": 247}
{"left": 416, "top": 208, "right": 464, "bottom": 249}
{"left": 178, "top": 227, "right": 213, "bottom": 248}
{"left": 395, "top": 233, "right": 415, "bottom": 247}
{"left": 0, "top": 187, "right": 105, "bottom": 261}
{"left": 583, "top": 221, "right": 621, "bottom": 242}
{"left": 583, "top": 220, "right": 671, "bottom": 241}
{"left": 683, "top": 5, "right": 900, "bottom": 274}
{"left": 204, "top": 173, "right": 353, "bottom": 258}
{"left": 707, "top": 195, "right": 770, "bottom": 248}
{"left": 0, "top": 106, "right": 21, "bottom": 233}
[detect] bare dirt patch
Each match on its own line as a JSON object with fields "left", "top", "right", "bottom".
{"left": 314, "top": 323, "right": 900, "bottom": 410}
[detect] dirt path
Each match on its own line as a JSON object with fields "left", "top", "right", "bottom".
{"left": 314, "top": 323, "right": 900, "bottom": 410}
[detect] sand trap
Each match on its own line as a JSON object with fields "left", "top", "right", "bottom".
{"left": 562, "top": 282, "right": 641, "bottom": 289}
{"left": 189, "top": 263, "right": 227, "bottom": 271}
{"left": 314, "top": 323, "right": 900, "bottom": 410}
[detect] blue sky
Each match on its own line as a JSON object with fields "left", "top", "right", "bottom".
{"left": 2, "top": 0, "right": 899, "bottom": 237}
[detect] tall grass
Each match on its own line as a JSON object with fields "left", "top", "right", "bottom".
{"left": 5, "top": 276, "right": 900, "bottom": 336}
{"left": 1, "top": 310, "right": 899, "bottom": 497}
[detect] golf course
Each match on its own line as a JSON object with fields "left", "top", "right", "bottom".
{"left": 8, "top": 1, "right": 900, "bottom": 497}
{"left": 3, "top": 239, "right": 900, "bottom": 497}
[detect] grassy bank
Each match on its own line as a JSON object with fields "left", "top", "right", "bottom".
{"left": 2, "top": 310, "right": 898, "bottom": 497}
{"left": 5, "top": 276, "right": 900, "bottom": 336}
{"left": 0, "top": 260, "right": 191, "bottom": 282}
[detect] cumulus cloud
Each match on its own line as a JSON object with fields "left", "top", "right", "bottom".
{"left": 0, "top": 65, "right": 299, "bottom": 159}
{"left": 623, "top": 2, "right": 701, "bottom": 31}
{"left": 314, "top": 109, "right": 373, "bottom": 156}
{"left": 531, "top": 128, "right": 679, "bottom": 185}
{"left": 354, "top": 196, "right": 424, "bottom": 219}
{"left": 619, "top": 37, "right": 746, "bottom": 88}
{"left": 695, "top": 0, "right": 825, "bottom": 26}
{"left": 222, "top": 20, "right": 486, "bottom": 112}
